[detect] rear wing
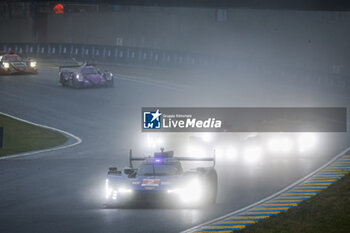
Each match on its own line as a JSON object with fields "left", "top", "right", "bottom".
{"left": 82, "top": 62, "right": 97, "bottom": 67}
{"left": 128, "top": 149, "right": 216, "bottom": 168}
{"left": 129, "top": 149, "right": 144, "bottom": 168}
{"left": 176, "top": 155, "right": 216, "bottom": 167}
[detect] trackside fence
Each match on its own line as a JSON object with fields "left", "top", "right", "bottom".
{"left": 1, "top": 42, "right": 349, "bottom": 92}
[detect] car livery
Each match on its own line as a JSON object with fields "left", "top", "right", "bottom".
{"left": 105, "top": 149, "right": 218, "bottom": 207}
{"left": 0, "top": 52, "right": 38, "bottom": 74}
{"left": 59, "top": 64, "right": 114, "bottom": 88}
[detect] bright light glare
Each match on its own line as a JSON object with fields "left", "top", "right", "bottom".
{"left": 118, "top": 188, "right": 132, "bottom": 194}
{"left": 268, "top": 137, "right": 292, "bottom": 153}
{"left": 105, "top": 179, "right": 132, "bottom": 199}
{"left": 3, "top": 62, "right": 9, "bottom": 69}
{"left": 180, "top": 178, "right": 203, "bottom": 203}
{"left": 106, "top": 72, "right": 113, "bottom": 80}
{"left": 226, "top": 146, "right": 238, "bottom": 160}
{"left": 243, "top": 145, "right": 262, "bottom": 164}
{"left": 76, "top": 73, "right": 83, "bottom": 81}
{"left": 30, "top": 61, "right": 37, "bottom": 67}
{"left": 112, "top": 190, "right": 117, "bottom": 200}
{"left": 146, "top": 134, "right": 165, "bottom": 149}
{"left": 298, "top": 133, "right": 317, "bottom": 153}
{"left": 215, "top": 147, "right": 224, "bottom": 158}
{"left": 105, "top": 179, "right": 111, "bottom": 199}
{"left": 200, "top": 133, "right": 213, "bottom": 142}
{"left": 167, "top": 189, "right": 179, "bottom": 193}
{"left": 188, "top": 145, "right": 205, "bottom": 158}
{"left": 216, "top": 146, "right": 238, "bottom": 160}
{"left": 168, "top": 178, "right": 203, "bottom": 203}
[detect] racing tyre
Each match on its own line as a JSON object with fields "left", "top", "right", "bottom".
{"left": 105, "top": 79, "right": 114, "bottom": 88}
{"left": 109, "top": 80, "right": 114, "bottom": 88}
{"left": 69, "top": 76, "right": 75, "bottom": 88}
{"left": 60, "top": 74, "right": 67, "bottom": 87}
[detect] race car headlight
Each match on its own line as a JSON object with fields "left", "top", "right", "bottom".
{"left": 105, "top": 179, "right": 132, "bottom": 199}
{"left": 267, "top": 137, "right": 292, "bottom": 153}
{"left": 76, "top": 73, "right": 83, "bottom": 82}
{"left": 106, "top": 73, "right": 113, "bottom": 80}
{"left": 3, "top": 62, "right": 9, "bottom": 69}
{"left": 168, "top": 178, "right": 203, "bottom": 203}
{"left": 146, "top": 134, "right": 165, "bottom": 149}
{"left": 118, "top": 187, "right": 132, "bottom": 194}
{"left": 298, "top": 133, "right": 317, "bottom": 153}
{"left": 30, "top": 61, "right": 37, "bottom": 68}
{"left": 243, "top": 145, "right": 262, "bottom": 164}
{"left": 105, "top": 179, "right": 111, "bottom": 199}
{"left": 216, "top": 146, "right": 238, "bottom": 160}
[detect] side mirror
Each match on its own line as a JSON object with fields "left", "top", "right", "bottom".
{"left": 108, "top": 167, "right": 121, "bottom": 175}
{"left": 123, "top": 167, "right": 136, "bottom": 175}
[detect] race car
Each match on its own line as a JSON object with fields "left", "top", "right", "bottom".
{"left": 59, "top": 63, "right": 114, "bottom": 88}
{"left": 0, "top": 52, "right": 38, "bottom": 74}
{"left": 105, "top": 148, "right": 217, "bottom": 207}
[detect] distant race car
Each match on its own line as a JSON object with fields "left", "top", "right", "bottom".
{"left": 105, "top": 148, "right": 218, "bottom": 207}
{"left": 59, "top": 63, "right": 114, "bottom": 88}
{"left": 0, "top": 52, "right": 38, "bottom": 74}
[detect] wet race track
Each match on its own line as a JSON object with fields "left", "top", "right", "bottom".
{"left": 0, "top": 64, "right": 349, "bottom": 233}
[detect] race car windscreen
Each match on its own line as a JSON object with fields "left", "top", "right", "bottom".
{"left": 5, "top": 56, "right": 23, "bottom": 62}
{"left": 81, "top": 67, "right": 99, "bottom": 75}
{"left": 137, "top": 164, "right": 182, "bottom": 176}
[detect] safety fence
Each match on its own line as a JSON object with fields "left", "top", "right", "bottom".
{"left": 0, "top": 42, "right": 211, "bottom": 68}
{"left": 1, "top": 42, "right": 349, "bottom": 92}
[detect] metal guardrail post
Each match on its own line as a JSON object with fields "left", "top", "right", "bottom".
{"left": 0, "top": 42, "right": 209, "bottom": 69}
{"left": 0, "top": 127, "right": 3, "bottom": 148}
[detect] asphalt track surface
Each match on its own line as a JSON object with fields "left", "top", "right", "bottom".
{"left": 0, "top": 64, "right": 349, "bottom": 233}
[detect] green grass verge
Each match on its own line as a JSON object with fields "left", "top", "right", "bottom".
{"left": 0, "top": 114, "right": 67, "bottom": 156}
{"left": 239, "top": 172, "right": 350, "bottom": 233}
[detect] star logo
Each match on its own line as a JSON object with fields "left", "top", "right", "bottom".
{"left": 151, "top": 109, "right": 162, "bottom": 122}
{"left": 143, "top": 109, "right": 162, "bottom": 129}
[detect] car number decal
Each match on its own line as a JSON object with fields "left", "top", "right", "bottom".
{"left": 141, "top": 179, "right": 160, "bottom": 186}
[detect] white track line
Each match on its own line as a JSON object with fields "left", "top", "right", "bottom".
{"left": 0, "top": 112, "right": 82, "bottom": 160}
{"left": 180, "top": 144, "right": 350, "bottom": 233}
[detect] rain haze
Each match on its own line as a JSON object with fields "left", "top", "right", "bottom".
{"left": 0, "top": 1, "right": 349, "bottom": 233}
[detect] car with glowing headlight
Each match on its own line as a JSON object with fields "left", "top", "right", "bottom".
{"left": 105, "top": 149, "right": 217, "bottom": 207}
{"left": 59, "top": 63, "right": 114, "bottom": 88}
{"left": 0, "top": 52, "right": 38, "bottom": 74}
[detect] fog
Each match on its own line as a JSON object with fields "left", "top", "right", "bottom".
{"left": 1, "top": 3, "right": 350, "bottom": 233}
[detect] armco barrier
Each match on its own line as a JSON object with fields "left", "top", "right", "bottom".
{"left": 0, "top": 127, "right": 3, "bottom": 149}
{"left": 0, "top": 42, "right": 209, "bottom": 68}
{"left": 1, "top": 42, "right": 349, "bottom": 92}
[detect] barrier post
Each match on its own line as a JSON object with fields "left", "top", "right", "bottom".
{"left": 0, "top": 127, "right": 3, "bottom": 148}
